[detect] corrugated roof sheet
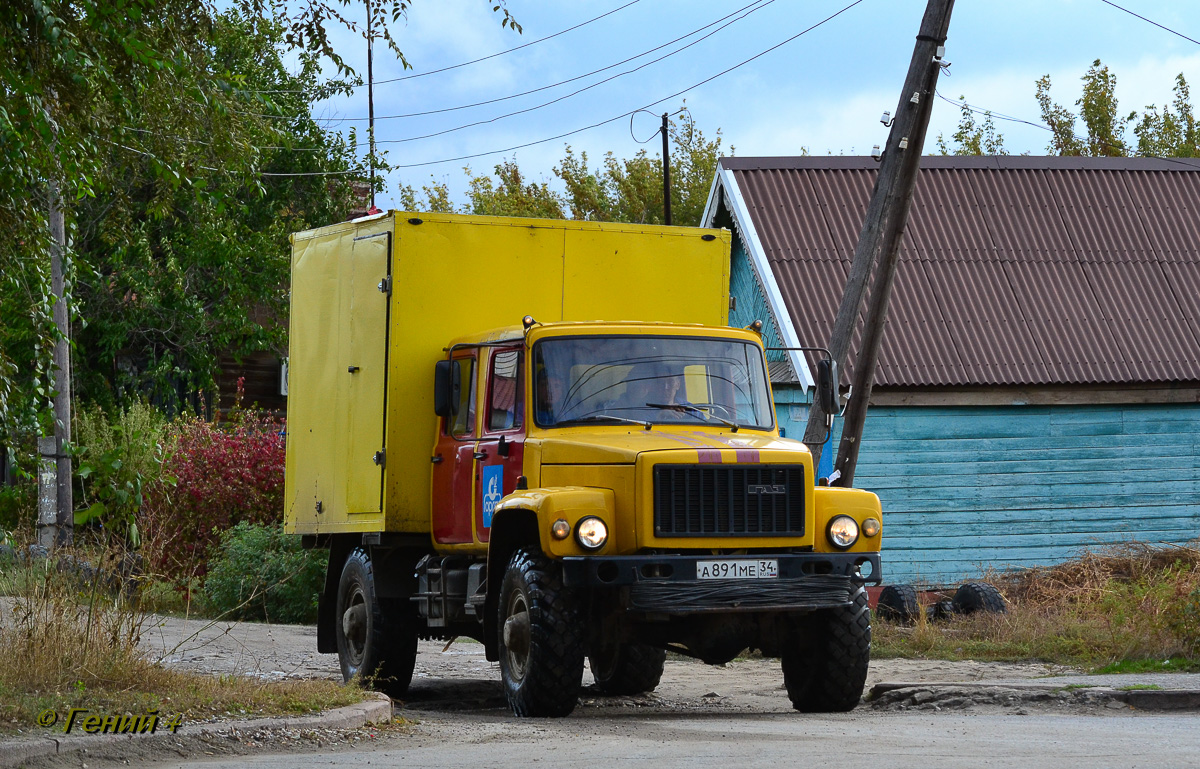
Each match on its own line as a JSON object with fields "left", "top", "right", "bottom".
{"left": 721, "top": 155, "right": 1200, "bottom": 387}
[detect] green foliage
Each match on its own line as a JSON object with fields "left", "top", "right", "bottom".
{"left": 1133, "top": 74, "right": 1200, "bottom": 158}
{"left": 465, "top": 160, "right": 565, "bottom": 219}
{"left": 399, "top": 108, "right": 728, "bottom": 227}
{"left": 1033, "top": 59, "right": 1200, "bottom": 158}
{"left": 203, "top": 522, "right": 327, "bottom": 624}
{"left": 73, "top": 402, "right": 172, "bottom": 547}
{"left": 936, "top": 96, "right": 1007, "bottom": 155}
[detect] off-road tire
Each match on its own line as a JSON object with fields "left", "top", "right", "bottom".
{"left": 928, "top": 598, "right": 956, "bottom": 622}
{"left": 589, "top": 642, "right": 666, "bottom": 696}
{"left": 335, "top": 548, "right": 418, "bottom": 696}
{"left": 498, "top": 546, "right": 586, "bottom": 717}
{"left": 952, "top": 582, "right": 1007, "bottom": 615}
{"left": 781, "top": 585, "right": 871, "bottom": 713}
{"left": 875, "top": 584, "right": 920, "bottom": 625}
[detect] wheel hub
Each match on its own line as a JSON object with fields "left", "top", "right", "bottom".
{"left": 503, "top": 591, "right": 531, "bottom": 681}
{"left": 342, "top": 588, "right": 368, "bottom": 663}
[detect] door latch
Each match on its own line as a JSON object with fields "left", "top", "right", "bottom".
{"left": 348, "top": 365, "right": 360, "bottom": 373}
{"left": 473, "top": 450, "right": 488, "bottom": 461}
{"left": 373, "top": 449, "right": 385, "bottom": 467}
{"left": 377, "top": 276, "right": 392, "bottom": 295}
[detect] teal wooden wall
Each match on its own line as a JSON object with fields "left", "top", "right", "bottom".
{"left": 774, "top": 390, "right": 1200, "bottom": 586}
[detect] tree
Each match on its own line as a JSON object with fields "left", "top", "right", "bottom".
{"left": 1133, "top": 74, "right": 1199, "bottom": 158}
{"left": 936, "top": 97, "right": 1007, "bottom": 155}
{"left": 464, "top": 160, "right": 565, "bottom": 219}
{"left": 400, "top": 109, "right": 729, "bottom": 228}
{"left": 69, "top": 12, "right": 362, "bottom": 413}
{"left": 1036, "top": 59, "right": 1130, "bottom": 156}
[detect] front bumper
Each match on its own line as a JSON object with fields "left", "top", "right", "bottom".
{"left": 561, "top": 552, "right": 881, "bottom": 614}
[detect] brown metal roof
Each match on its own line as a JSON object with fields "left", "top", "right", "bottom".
{"left": 721, "top": 155, "right": 1200, "bottom": 387}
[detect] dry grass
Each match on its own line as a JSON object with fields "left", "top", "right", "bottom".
{"left": 0, "top": 551, "right": 363, "bottom": 734}
{"left": 874, "top": 542, "right": 1200, "bottom": 670}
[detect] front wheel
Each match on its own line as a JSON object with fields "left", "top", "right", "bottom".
{"left": 781, "top": 585, "right": 871, "bottom": 712}
{"left": 335, "top": 548, "right": 417, "bottom": 696}
{"left": 498, "top": 547, "right": 586, "bottom": 717}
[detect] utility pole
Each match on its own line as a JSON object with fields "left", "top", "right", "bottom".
{"left": 661, "top": 113, "right": 672, "bottom": 225}
{"left": 49, "top": 176, "right": 73, "bottom": 547}
{"left": 366, "top": 0, "right": 377, "bottom": 211}
{"left": 802, "top": 0, "right": 954, "bottom": 482}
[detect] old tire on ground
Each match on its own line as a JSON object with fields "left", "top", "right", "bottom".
{"left": 875, "top": 584, "right": 920, "bottom": 625}
{"left": 335, "top": 548, "right": 418, "bottom": 696}
{"left": 952, "top": 582, "right": 1007, "bottom": 615}
{"left": 498, "top": 546, "right": 586, "bottom": 717}
{"left": 589, "top": 642, "right": 666, "bottom": 695}
{"left": 781, "top": 585, "right": 871, "bottom": 713}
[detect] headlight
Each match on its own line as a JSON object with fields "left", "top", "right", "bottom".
{"left": 862, "top": 517, "right": 881, "bottom": 538}
{"left": 827, "top": 515, "right": 859, "bottom": 550}
{"left": 575, "top": 516, "right": 608, "bottom": 550}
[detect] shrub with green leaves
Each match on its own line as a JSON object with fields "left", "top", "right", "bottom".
{"left": 203, "top": 522, "right": 326, "bottom": 624}
{"left": 74, "top": 402, "right": 173, "bottom": 548}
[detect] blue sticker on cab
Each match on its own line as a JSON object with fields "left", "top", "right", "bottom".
{"left": 481, "top": 465, "right": 503, "bottom": 528}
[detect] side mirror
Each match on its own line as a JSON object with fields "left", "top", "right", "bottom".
{"left": 815, "top": 359, "right": 838, "bottom": 415}
{"left": 434, "top": 360, "right": 461, "bottom": 418}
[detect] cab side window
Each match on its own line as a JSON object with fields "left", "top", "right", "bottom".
{"left": 447, "top": 357, "right": 476, "bottom": 437}
{"left": 487, "top": 349, "right": 523, "bottom": 432}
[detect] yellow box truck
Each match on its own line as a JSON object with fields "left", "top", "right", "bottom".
{"left": 285, "top": 212, "right": 882, "bottom": 717}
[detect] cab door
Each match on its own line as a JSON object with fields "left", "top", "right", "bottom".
{"left": 431, "top": 353, "right": 477, "bottom": 544}
{"left": 473, "top": 347, "right": 525, "bottom": 544}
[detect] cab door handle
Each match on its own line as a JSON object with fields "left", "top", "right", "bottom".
{"left": 473, "top": 451, "right": 488, "bottom": 461}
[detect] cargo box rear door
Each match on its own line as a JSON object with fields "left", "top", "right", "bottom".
{"left": 342, "top": 231, "right": 391, "bottom": 515}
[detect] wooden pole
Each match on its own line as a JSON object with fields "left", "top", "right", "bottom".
{"left": 366, "top": 0, "right": 376, "bottom": 210}
{"left": 802, "top": 0, "right": 955, "bottom": 477}
{"left": 831, "top": 0, "right": 955, "bottom": 487}
{"left": 661, "top": 113, "right": 672, "bottom": 225}
{"left": 49, "top": 176, "right": 73, "bottom": 546}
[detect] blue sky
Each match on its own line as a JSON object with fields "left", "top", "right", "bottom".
{"left": 305, "top": 0, "right": 1200, "bottom": 209}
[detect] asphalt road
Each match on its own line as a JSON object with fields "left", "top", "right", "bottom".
{"left": 127, "top": 708, "right": 1200, "bottom": 769}
{"left": 29, "top": 612, "right": 1199, "bottom": 769}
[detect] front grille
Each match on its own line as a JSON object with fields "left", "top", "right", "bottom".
{"left": 652, "top": 464, "right": 806, "bottom": 537}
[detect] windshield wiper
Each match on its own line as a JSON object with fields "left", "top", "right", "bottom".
{"left": 645, "top": 403, "right": 740, "bottom": 432}
{"left": 561, "top": 413, "right": 652, "bottom": 430}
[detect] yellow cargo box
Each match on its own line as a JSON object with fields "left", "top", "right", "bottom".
{"left": 284, "top": 212, "right": 731, "bottom": 536}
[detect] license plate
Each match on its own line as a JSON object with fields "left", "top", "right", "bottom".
{"left": 695, "top": 559, "right": 779, "bottom": 580}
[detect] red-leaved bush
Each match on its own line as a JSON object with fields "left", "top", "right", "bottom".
{"left": 143, "top": 402, "right": 285, "bottom": 578}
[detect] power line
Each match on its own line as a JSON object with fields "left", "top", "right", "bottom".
{"left": 393, "top": 0, "right": 864, "bottom": 169}
{"left": 934, "top": 91, "right": 1200, "bottom": 169}
{"left": 372, "top": 0, "right": 778, "bottom": 145}
{"left": 369, "top": 0, "right": 774, "bottom": 121}
{"left": 246, "top": 0, "right": 643, "bottom": 95}
{"left": 235, "top": 0, "right": 775, "bottom": 122}
{"left": 104, "top": 139, "right": 363, "bottom": 177}
{"left": 1098, "top": 0, "right": 1200, "bottom": 47}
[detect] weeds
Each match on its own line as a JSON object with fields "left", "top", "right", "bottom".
{"left": 0, "top": 548, "right": 360, "bottom": 734}
{"left": 874, "top": 542, "right": 1200, "bottom": 670}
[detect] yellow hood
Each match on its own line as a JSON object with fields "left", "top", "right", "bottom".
{"left": 536, "top": 427, "right": 810, "bottom": 465}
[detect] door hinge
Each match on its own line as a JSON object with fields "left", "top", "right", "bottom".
{"left": 377, "top": 276, "right": 392, "bottom": 295}
{"left": 373, "top": 449, "right": 385, "bottom": 467}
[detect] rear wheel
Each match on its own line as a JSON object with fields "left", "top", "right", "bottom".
{"left": 781, "top": 586, "right": 871, "bottom": 712}
{"left": 589, "top": 641, "right": 666, "bottom": 695}
{"left": 335, "top": 548, "right": 418, "bottom": 696}
{"left": 498, "top": 546, "right": 585, "bottom": 717}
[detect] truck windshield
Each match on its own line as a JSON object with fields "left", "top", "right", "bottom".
{"left": 532, "top": 336, "right": 773, "bottom": 430}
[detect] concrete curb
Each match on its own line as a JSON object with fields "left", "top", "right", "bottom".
{"left": 0, "top": 693, "right": 392, "bottom": 769}
{"left": 869, "top": 682, "right": 1200, "bottom": 711}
